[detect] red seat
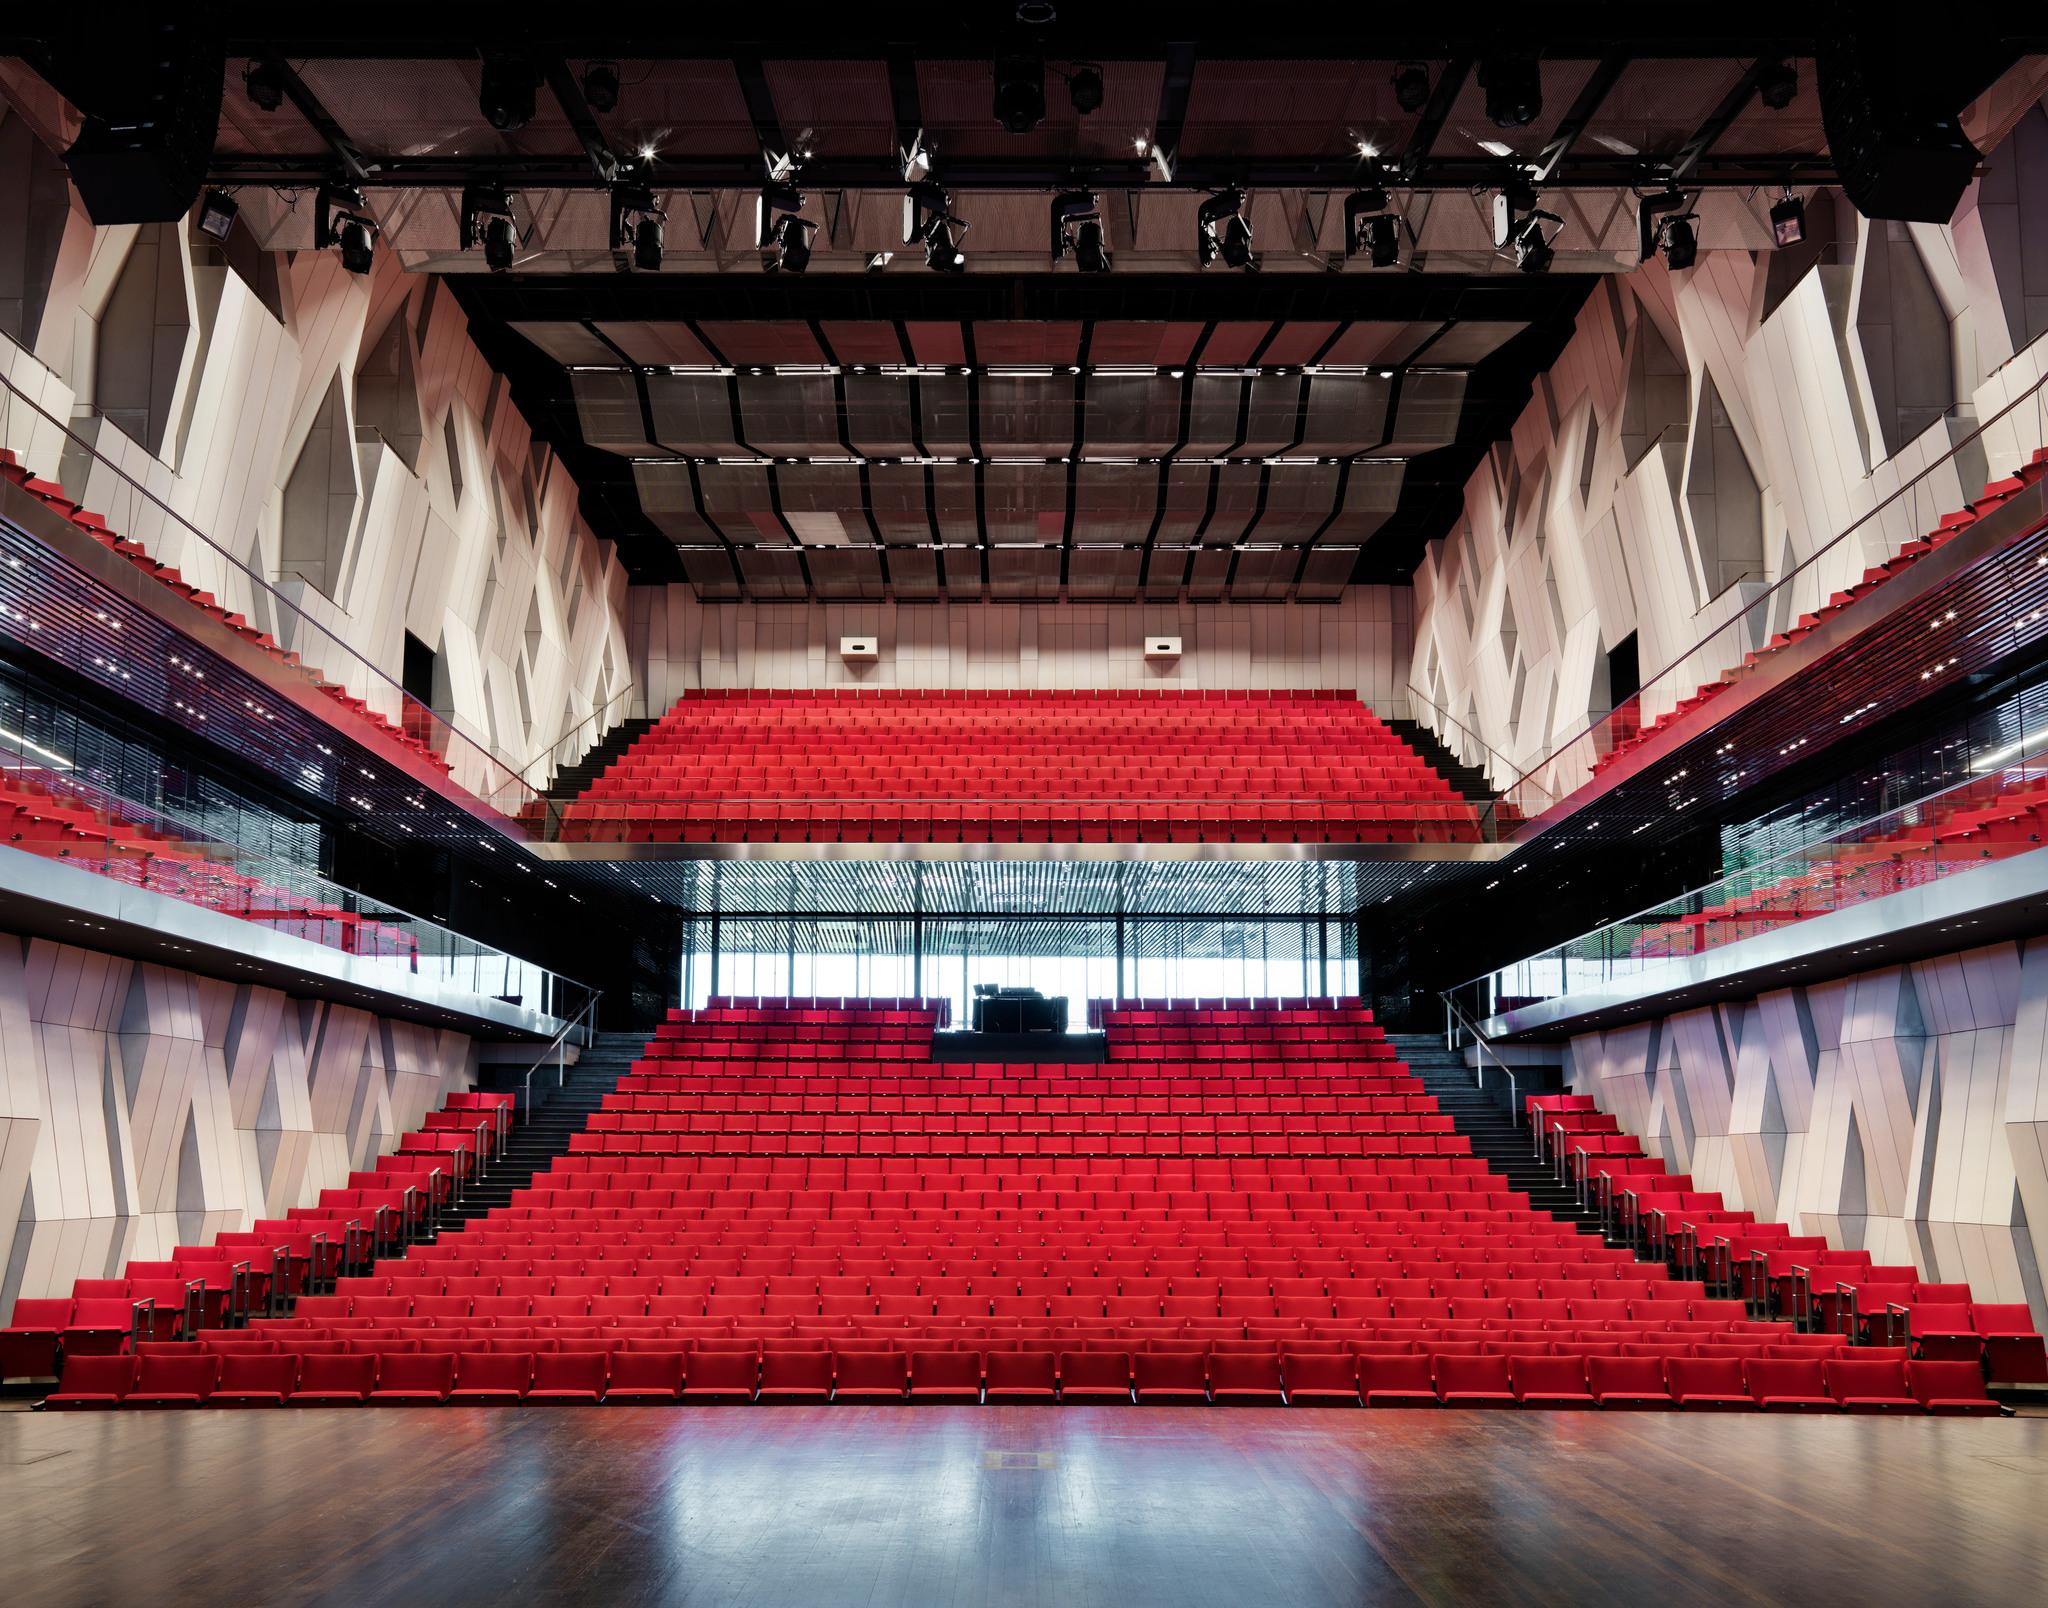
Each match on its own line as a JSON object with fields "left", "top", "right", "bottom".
{"left": 370, "top": 1352, "right": 456, "bottom": 1404}
{"left": 1586, "top": 1356, "right": 1671, "bottom": 1410}
{"left": 1280, "top": 1350, "right": 1360, "bottom": 1406}
{"left": 289, "top": 1353, "right": 376, "bottom": 1405}
{"left": 1209, "top": 1350, "right": 1285, "bottom": 1405}
{"left": 1508, "top": 1354, "right": 1593, "bottom": 1408}
{"left": 682, "top": 1348, "right": 758, "bottom": 1402}
{"left": 45, "top": 1354, "right": 137, "bottom": 1409}
{"left": 1056, "top": 1350, "right": 1131, "bottom": 1402}
{"left": 1666, "top": 1357, "right": 1753, "bottom": 1411}
{"left": 833, "top": 1349, "right": 909, "bottom": 1402}
{"left": 0, "top": 1299, "right": 71, "bottom": 1380}
{"left": 1908, "top": 1360, "right": 2000, "bottom": 1416}
{"left": 758, "top": 1350, "right": 833, "bottom": 1402}
{"left": 1434, "top": 1354, "right": 1515, "bottom": 1408}
{"left": 984, "top": 1350, "right": 1058, "bottom": 1401}
{"left": 528, "top": 1351, "right": 607, "bottom": 1403}
{"left": 909, "top": 1350, "right": 984, "bottom": 1403}
{"left": 1825, "top": 1358, "right": 1920, "bottom": 1413}
{"left": 604, "top": 1351, "right": 684, "bottom": 1403}
{"left": 1132, "top": 1350, "right": 1209, "bottom": 1404}
{"left": 1746, "top": 1358, "right": 1835, "bottom": 1412}
{"left": 212, "top": 1353, "right": 300, "bottom": 1407}
{"left": 126, "top": 1353, "right": 221, "bottom": 1408}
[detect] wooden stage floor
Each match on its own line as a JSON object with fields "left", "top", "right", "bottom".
{"left": 4, "top": 1407, "right": 2043, "bottom": 1607}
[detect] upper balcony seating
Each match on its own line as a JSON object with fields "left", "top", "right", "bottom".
{"left": 0, "top": 770, "right": 418, "bottom": 962}
{"left": 14, "top": 1000, "right": 2030, "bottom": 1409}
{"left": 1626, "top": 767, "right": 2048, "bottom": 960}
{"left": 536, "top": 691, "right": 1484, "bottom": 847}
{"left": 1, "top": 449, "right": 453, "bottom": 779}
{"left": 1588, "top": 450, "right": 2048, "bottom": 780}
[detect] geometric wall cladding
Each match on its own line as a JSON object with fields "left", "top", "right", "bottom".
{"left": 0, "top": 934, "right": 475, "bottom": 1309}
{"left": 1563, "top": 937, "right": 2048, "bottom": 1330}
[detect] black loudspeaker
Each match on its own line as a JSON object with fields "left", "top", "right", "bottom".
{"left": 1816, "top": 43, "right": 1981, "bottom": 224}
{"left": 60, "top": 22, "right": 225, "bottom": 224}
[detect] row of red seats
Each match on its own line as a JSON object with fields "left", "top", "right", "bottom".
{"left": 541, "top": 690, "right": 1479, "bottom": 845}
{"left": 2, "top": 771, "right": 419, "bottom": 961}
{"left": 39, "top": 1344, "right": 1997, "bottom": 1412}
{"left": 1588, "top": 450, "right": 2048, "bottom": 778}
{"left": 1538, "top": 1095, "right": 2048, "bottom": 1381}
{"left": 0, "top": 1090, "right": 512, "bottom": 1381}
{"left": 0, "top": 449, "right": 456, "bottom": 779}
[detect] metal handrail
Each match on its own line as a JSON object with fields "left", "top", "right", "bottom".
{"left": 1499, "top": 359, "right": 2048, "bottom": 798}
{"left": 0, "top": 365, "right": 534, "bottom": 809}
{"left": 1439, "top": 990, "right": 1521, "bottom": 1119}
{"left": 521, "top": 993, "right": 604, "bottom": 1121}
{"left": 507, "top": 680, "right": 641, "bottom": 788}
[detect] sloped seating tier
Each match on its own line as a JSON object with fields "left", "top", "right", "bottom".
{"left": 1626, "top": 767, "right": 2048, "bottom": 960}
{"left": 0, "top": 449, "right": 454, "bottom": 778}
{"left": 1532, "top": 1093, "right": 2046, "bottom": 1388}
{"left": 0, "top": 1091, "right": 514, "bottom": 1384}
{"left": 1587, "top": 450, "right": 2048, "bottom": 779}
{"left": 542, "top": 690, "right": 1484, "bottom": 846}
{"left": 0, "top": 771, "right": 418, "bottom": 962}
{"left": 23, "top": 1000, "right": 2027, "bottom": 1410}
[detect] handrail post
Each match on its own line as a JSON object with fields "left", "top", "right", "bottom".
{"left": 130, "top": 1297, "right": 155, "bottom": 1351}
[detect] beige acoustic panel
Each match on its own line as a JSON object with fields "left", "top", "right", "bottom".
{"left": 1562, "top": 937, "right": 2048, "bottom": 1333}
{"left": 0, "top": 934, "right": 474, "bottom": 1309}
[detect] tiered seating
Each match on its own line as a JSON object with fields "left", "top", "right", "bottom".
{"left": 540, "top": 691, "right": 1484, "bottom": 846}
{"left": 0, "top": 769, "right": 419, "bottom": 961}
{"left": 1536, "top": 1094, "right": 2045, "bottom": 1388}
{"left": 0, "top": 1092, "right": 512, "bottom": 1387}
{"left": 23, "top": 1000, "right": 2025, "bottom": 1410}
{"left": 1590, "top": 449, "right": 2048, "bottom": 777}
{"left": 1, "top": 448, "right": 453, "bottom": 777}
{"left": 1628, "top": 765, "right": 2048, "bottom": 959}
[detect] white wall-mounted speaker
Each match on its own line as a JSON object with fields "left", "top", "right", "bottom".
{"left": 1144, "top": 636, "right": 1183, "bottom": 659}
{"left": 839, "top": 636, "right": 880, "bottom": 662}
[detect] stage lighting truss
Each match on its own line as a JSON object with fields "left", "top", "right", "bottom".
{"left": 1197, "top": 188, "right": 1257, "bottom": 271}
{"left": 610, "top": 179, "right": 665, "bottom": 272}
{"left": 315, "top": 182, "right": 378, "bottom": 275}
{"left": 1051, "top": 190, "right": 1110, "bottom": 271}
{"left": 460, "top": 183, "right": 520, "bottom": 271}
{"left": 905, "top": 179, "right": 968, "bottom": 273}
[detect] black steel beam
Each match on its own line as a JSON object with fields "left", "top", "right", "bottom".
{"left": 1533, "top": 55, "right": 1631, "bottom": 183}
{"left": 540, "top": 59, "right": 622, "bottom": 184}
{"left": 1151, "top": 42, "right": 1198, "bottom": 172}
{"left": 1670, "top": 56, "right": 1769, "bottom": 182}
{"left": 254, "top": 55, "right": 371, "bottom": 183}
{"left": 731, "top": 52, "right": 787, "bottom": 162}
{"left": 203, "top": 150, "right": 1837, "bottom": 190}
{"left": 1398, "top": 56, "right": 1472, "bottom": 180}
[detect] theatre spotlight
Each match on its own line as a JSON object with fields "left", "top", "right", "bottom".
{"left": 1198, "top": 188, "right": 1257, "bottom": 270}
{"left": 1052, "top": 190, "right": 1110, "bottom": 271}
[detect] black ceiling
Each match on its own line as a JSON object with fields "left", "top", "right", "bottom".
{"left": 454, "top": 271, "right": 1594, "bottom": 590}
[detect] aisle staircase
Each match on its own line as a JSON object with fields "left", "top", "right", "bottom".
{"left": 437, "top": 1030, "right": 643, "bottom": 1229}
{"left": 1388, "top": 1033, "right": 1607, "bottom": 1237}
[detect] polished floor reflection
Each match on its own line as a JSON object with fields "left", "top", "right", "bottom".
{"left": 4, "top": 1407, "right": 2042, "bottom": 1607}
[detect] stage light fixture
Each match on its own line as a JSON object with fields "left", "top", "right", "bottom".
{"left": 994, "top": 53, "right": 1046, "bottom": 134}
{"left": 1052, "top": 190, "right": 1110, "bottom": 271}
{"left": 1512, "top": 210, "right": 1561, "bottom": 274}
{"left": 609, "top": 179, "right": 663, "bottom": 272}
{"left": 461, "top": 182, "right": 519, "bottom": 270}
{"left": 582, "top": 61, "right": 621, "bottom": 114}
{"left": 1756, "top": 57, "right": 1798, "bottom": 111}
{"left": 243, "top": 60, "right": 283, "bottom": 112}
{"left": 197, "top": 188, "right": 239, "bottom": 241}
{"left": 767, "top": 213, "right": 814, "bottom": 273}
{"left": 1197, "top": 188, "right": 1257, "bottom": 271}
{"left": 1770, "top": 191, "right": 1807, "bottom": 247}
{"left": 479, "top": 53, "right": 540, "bottom": 132}
{"left": 905, "top": 180, "right": 968, "bottom": 272}
{"left": 1342, "top": 186, "right": 1400, "bottom": 265}
{"left": 1491, "top": 172, "right": 1540, "bottom": 250}
{"left": 1479, "top": 54, "right": 1542, "bottom": 129}
{"left": 1392, "top": 60, "right": 1431, "bottom": 114}
{"left": 1067, "top": 64, "right": 1104, "bottom": 115}
{"left": 1638, "top": 186, "right": 1698, "bottom": 268}
{"left": 315, "top": 182, "right": 377, "bottom": 276}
